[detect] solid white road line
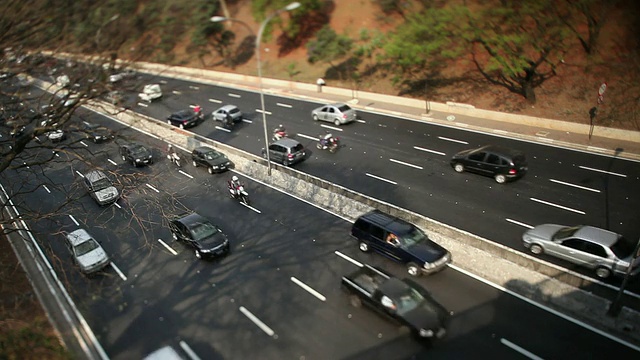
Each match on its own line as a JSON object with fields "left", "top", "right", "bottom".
{"left": 450, "top": 264, "right": 640, "bottom": 352}
{"left": 179, "top": 341, "right": 202, "bottom": 360}
{"left": 178, "top": 170, "right": 193, "bottom": 179}
{"left": 159, "top": 80, "right": 167, "bottom": 84}
{"left": 334, "top": 251, "right": 363, "bottom": 267}
{"left": 208, "top": 98, "right": 222, "bottom": 103}
{"left": 158, "top": 239, "right": 178, "bottom": 255}
{"left": 42, "top": 185, "right": 51, "bottom": 194}
{"left": 189, "top": 86, "right": 200, "bottom": 90}
{"left": 365, "top": 173, "right": 397, "bottom": 185}
{"left": 500, "top": 338, "right": 544, "bottom": 360}
{"left": 215, "top": 126, "right": 231, "bottom": 132}
{"left": 80, "top": 141, "right": 89, "bottom": 147}
{"left": 255, "top": 109, "right": 272, "bottom": 115}
{"left": 76, "top": 171, "right": 84, "bottom": 178}
{"left": 137, "top": 102, "right": 148, "bottom": 107}
{"left": 549, "top": 179, "right": 600, "bottom": 193}
{"left": 239, "top": 306, "right": 275, "bottom": 337}
{"left": 321, "top": 124, "right": 343, "bottom": 132}
{"left": 68, "top": 214, "right": 79, "bottom": 226}
{"left": 114, "top": 202, "right": 122, "bottom": 209}
{"left": 108, "top": 159, "right": 118, "bottom": 166}
{"left": 390, "top": 158, "right": 423, "bottom": 170}
{"left": 228, "top": 93, "right": 241, "bottom": 98}
{"left": 413, "top": 145, "right": 446, "bottom": 156}
{"left": 242, "top": 118, "right": 253, "bottom": 123}
{"left": 172, "top": 90, "right": 182, "bottom": 95}
{"left": 277, "top": 102, "right": 292, "bottom": 108}
{"left": 506, "top": 218, "right": 533, "bottom": 229}
{"left": 145, "top": 184, "right": 160, "bottom": 193}
{"left": 110, "top": 262, "right": 127, "bottom": 281}
{"left": 291, "top": 277, "right": 326, "bottom": 302}
{"left": 297, "top": 133, "right": 318, "bottom": 141}
{"left": 579, "top": 165, "right": 627, "bottom": 178}
{"left": 438, "top": 136, "right": 468, "bottom": 144}
{"left": 530, "top": 198, "right": 585, "bottom": 215}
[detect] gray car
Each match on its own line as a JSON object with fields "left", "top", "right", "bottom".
{"left": 212, "top": 105, "right": 243, "bottom": 123}
{"left": 83, "top": 170, "right": 120, "bottom": 205}
{"left": 262, "top": 138, "right": 306, "bottom": 166}
{"left": 311, "top": 103, "right": 357, "bottom": 126}
{"left": 522, "top": 224, "right": 639, "bottom": 279}
{"left": 65, "top": 229, "right": 110, "bottom": 275}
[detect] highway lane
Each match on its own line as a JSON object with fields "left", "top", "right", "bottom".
{"left": 4, "top": 108, "right": 639, "bottom": 359}
{"left": 121, "top": 74, "right": 640, "bottom": 285}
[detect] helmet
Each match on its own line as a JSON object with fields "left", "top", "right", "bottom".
{"left": 232, "top": 176, "right": 238, "bottom": 182}
{"left": 279, "top": 124, "right": 283, "bottom": 128}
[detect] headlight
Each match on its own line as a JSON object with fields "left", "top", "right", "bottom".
{"left": 212, "top": 165, "right": 219, "bottom": 169}
{"left": 419, "top": 329, "right": 434, "bottom": 337}
{"left": 135, "top": 158, "right": 141, "bottom": 162}
{"left": 424, "top": 262, "right": 436, "bottom": 269}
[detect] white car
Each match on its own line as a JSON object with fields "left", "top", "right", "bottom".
{"left": 139, "top": 84, "right": 162, "bottom": 102}
{"left": 65, "top": 229, "right": 110, "bottom": 275}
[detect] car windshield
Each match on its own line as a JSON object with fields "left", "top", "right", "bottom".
{"left": 553, "top": 226, "right": 580, "bottom": 241}
{"left": 398, "top": 227, "right": 428, "bottom": 247}
{"left": 189, "top": 221, "right": 218, "bottom": 241}
{"left": 229, "top": 108, "right": 240, "bottom": 114}
{"left": 205, "top": 151, "right": 221, "bottom": 160}
{"left": 130, "top": 145, "right": 148, "bottom": 156}
{"left": 611, "top": 236, "right": 634, "bottom": 258}
{"left": 92, "top": 178, "right": 112, "bottom": 191}
{"left": 74, "top": 239, "right": 100, "bottom": 256}
{"left": 395, "top": 287, "right": 425, "bottom": 316}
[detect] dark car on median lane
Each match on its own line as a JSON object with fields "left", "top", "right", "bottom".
{"left": 169, "top": 213, "right": 230, "bottom": 260}
{"left": 167, "top": 110, "right": 201, "bottom": 129}
{"left": 191, "top": 146, "right": 233, "bottom": 174}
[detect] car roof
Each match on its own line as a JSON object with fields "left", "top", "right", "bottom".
{"left": 66, "top": 228, "right": 93, "bottom": 246}
{"left": 378, "top": 277, "right": 411, "bottom": 297}
{"left": 273, "top": 138, "right": 301, "bottom": 147}
{"left": 359, "top": 210, "right": 413, "bottom": 234}
{"left": 574, "top": 226, "right": 619, "bottom": 247}
{"left": 219, "top": 104, "right": 238, "bottom": 111}
{"left": 176, "top": 213, "right": 210, "bottom": 229}
{"left": 85, "top": 169, "right": 107, "bottom": 182}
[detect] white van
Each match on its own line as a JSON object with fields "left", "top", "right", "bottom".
{"left": 139, "top": 84, "right": 162, "bottom": 102}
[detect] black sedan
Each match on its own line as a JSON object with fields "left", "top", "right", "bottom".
{"left": 168, "top": 213, "right": 230, "bottom": 260}
{"left": 450, "top": 145, "right": 527, "bottom": 184}
{"left": 167, "top": 110, "right": 202, "bottom": 129}
{"left": 119, "top": 142, "right": 153, "bottom": 167}
{"left": 191, "top": 146, "right": 234, "bottom": 174}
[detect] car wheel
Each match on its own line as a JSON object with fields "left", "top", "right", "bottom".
{"left": 454, "top": 163, "right": 464, "bottom": 173}
{"left": 192, "top": 160, "right": 197, "bottom": 167}
{"left": 132, "top": 160, "right": 137, "bottom": 167}
{"left": 171, "top": 232, "right": 178, "bottom": 241}
{"left": 407, "top": 263, "right": 421, "bottom": 277}
{"left": 334, "top": 119, "right": 341, "bottom": 126}
{"left": 195, "top": 250, "right": 202, "bottom": 259}
{"left": 495, "top": 174, "right": 506, "bottom": 184}
{"left": 595, "top": 267, "right": 611, "bottom": 279}
{"left": 121, "top": 155, "right": 126, "bottom": 161}
{"left": 359, "top": 242, "right": 369, "bottom": 252}
{"left": 529, "top": 244, "right": 543, "bottom": 255}
{"left": 313, "top": 114, "right": 319, "bottom": 121}
{"left": 179, "top": 123, "right": 185, "bottom": 130}
{"left": 167, "top": 120, "right": 172, "bottom": 126}
{"left": 350, "top": 295, "right": 362, "bottom": 308}
{"left": 208, "top": 167, "right": 214, "bottom": 174}
{"left": 283, "top": 159, "right": 290, "bottom": 166}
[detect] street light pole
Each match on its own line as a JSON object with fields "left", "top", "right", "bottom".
{"left": 212, "top": 2, "right": 300, "bottom": 176}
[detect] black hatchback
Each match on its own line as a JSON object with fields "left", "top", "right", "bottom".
{"left": 169, "top": 213, "right": 230, "bottom": 260}
{"left": 450, "top": 145, "right": 527, "bottom": 184}
{"left": 167, "top": 110, "right": 201, "bottom": 129}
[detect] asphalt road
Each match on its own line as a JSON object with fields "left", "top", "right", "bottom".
{"left": 3, "top": 101, "right": 639, "bottom": 358}
{"left": 118, "top": 73, "right": 640, "bottom": 287}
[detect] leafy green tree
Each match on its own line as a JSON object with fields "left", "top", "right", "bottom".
{"left": 468, "top": 0, "right": 572, "bottom": 103}
{"left": 306, "top": 25, "right": 353, "bottom": 73}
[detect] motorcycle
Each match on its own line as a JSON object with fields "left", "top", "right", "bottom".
{"left": 272, "top": 130, "right": 287, "bottom": 142}
{"left": 228, "top": 181, "right": 250, "bottom": 205}
{"left": 167, "top": 151, "right": 182, "bottom": 167}
{"left": 317, "top": 136, "right": 339, "bottom": 153}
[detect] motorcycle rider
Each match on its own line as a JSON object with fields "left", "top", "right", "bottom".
{"left": 273, "top": 124, "right": 286, "bottom": 140}
{"left": 228, "top": 175, "right": 241, "bottom": 197}
{"left": 167, "top": 144, "right": 181, "bottom": 166}
{"left": 319, "top": 133, "right": 334, "bottom": 149}
{"left": 225, "top": 113, "right": 234, "bottom": 129}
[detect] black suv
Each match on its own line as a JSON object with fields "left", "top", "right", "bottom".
{"left": 120, "top": 143, "right": 153, "bottom": 167}
{"left": 450, "top": 145, "right": 527, "bottom": 184}
{"left": 351, "top": 210, "right": 451, "bottom": 276}
{"left": 169, "top": 213, "right": 230, "bottom": 260}
{"left": 262, "top": 138, "right": 306, "bottom": 166}
{"left": 191, "top": 147, "right": 234, "bottom": 174}
{"left": 167, "top": 110, "right": 201, "bottom": 129}
{"left": 82, "top": 122, "right": 113, "bottom": 143}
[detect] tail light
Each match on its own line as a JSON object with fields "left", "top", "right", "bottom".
{"left": 342, "top": 114, "right": 347, "bottom": 119}
{"left": 287, "top": 153, "right": 294, "bottom": 159}
{"left": 509, "top": 169, "right": 517, "bottom": 175}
